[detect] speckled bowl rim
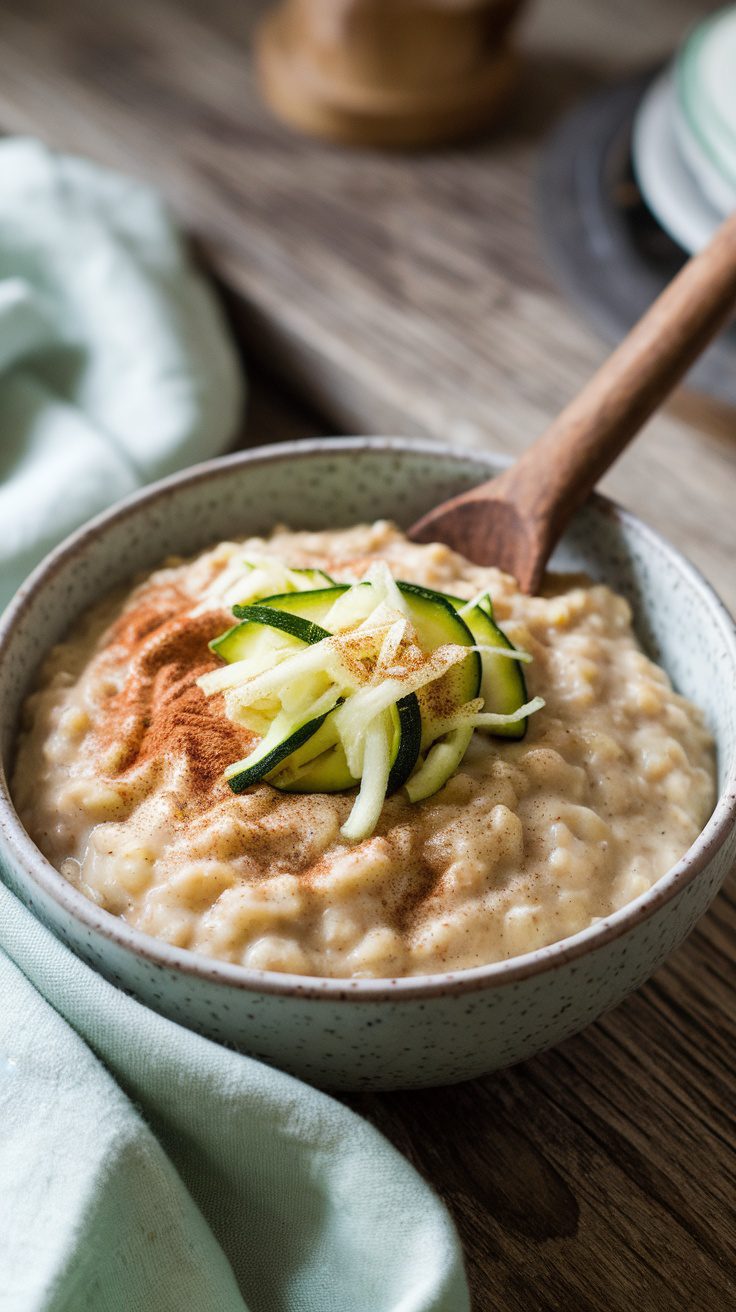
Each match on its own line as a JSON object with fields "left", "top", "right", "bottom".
{"left": 1, "top": 437, "right": 735, "bottom": 1003}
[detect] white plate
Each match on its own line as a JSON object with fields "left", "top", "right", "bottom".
{"left": 632, "top": 72, "right": 722, "bottom": 254}
{"left": 673, "top": 94, "right": 736, "bottom": 218}
{"left": 675, "top": 6, "right": 736, "bottom": 195}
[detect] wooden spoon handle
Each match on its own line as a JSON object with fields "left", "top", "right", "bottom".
{"left": 489, "top": 209, "right": 736, "bottom": 540}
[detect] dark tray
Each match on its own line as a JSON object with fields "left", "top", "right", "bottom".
{"left": 536, "top": 69, "right": 736, "bottom": 407}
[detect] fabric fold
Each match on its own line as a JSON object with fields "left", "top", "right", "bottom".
{"left": 0, "top": 134, "right": 469, "bottom": 1312}
{"left": 0, "top": 137, "right": 243, "bottom": 610}
{"left": 0, "top": 882, "right": 469, "bottom": 1312}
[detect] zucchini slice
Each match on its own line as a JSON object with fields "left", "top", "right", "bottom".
{"left": 224, "top": 705, "right": 337, "bottom": 793}
{"left": 255, "top": 579, "right": 481, "bottom": 729}
{"left": 223, "top": 585, "right": 423, "bottom": 795}
{"left": 224, "top": 559, "right": 337, "bottom": 609}
{"left": 395, "top": 582, "right": 481, "bottom": 750}
{"left": 235, "top": 586, "right": 350, "bottom": 628}
{"left": 228, "top": 602, "right": 331, "bottom": 649}
{"left": 386, "top": 693, "right": 423, "bottom": 792}
{"left": 205, "top": 563, "right": 539, "bottom": 834}
{"left": 209, "top": 619, "right": 302, "bottom": 668}
{"left": 268, "top": 692, "right": 422, "bottom": 795}
{"left": 447, "top": 593, "right": 529, "bottom": 739}
{"left": 247, "top": 584, "right": 383, "bottom": 637}
{"left": 210, "top": 603, "right": 329, "bottom": 665}
{"left": 396, "top": 580, "right": 478, "bottom": 653}
{"left": 266, "top": 712, "right": 354, "bottom": 792}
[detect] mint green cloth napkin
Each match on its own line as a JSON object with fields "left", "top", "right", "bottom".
{"left": 0, "top": 882, "right": 469, "bottom": 1312}
{"left": 0, "top": 137, "right": 243, "bottom": 610}
{"left": 0, "top": 136, "right": 468, "bottom": 1311}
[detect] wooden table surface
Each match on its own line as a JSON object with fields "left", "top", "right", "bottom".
{"left": 2, "top": 0, "right": 735, "bottom": 1307}
{"left": 244, "top": 382, "right": 736, "bottom": 1312}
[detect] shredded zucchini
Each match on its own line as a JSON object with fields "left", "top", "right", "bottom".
{"left": 199, "top": 562, "right": 545, "bottom": 839}
{"left": 340, "top": 711, "right": 393, "bottom": 841}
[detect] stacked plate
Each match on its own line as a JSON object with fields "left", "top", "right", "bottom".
{"left": 633, "top": 4, "right": 736, "bottom": 253}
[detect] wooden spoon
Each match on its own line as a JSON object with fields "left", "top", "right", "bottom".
{"left": 409, "top": 210, "right": 736, "bottom": 593}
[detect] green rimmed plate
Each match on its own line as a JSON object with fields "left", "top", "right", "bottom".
{"left": 674, "top": 6, "right": 736, "bottom": 207}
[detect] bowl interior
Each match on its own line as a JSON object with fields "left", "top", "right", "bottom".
{"left": 1, "top": 438, "right": 735, "bottom": 943}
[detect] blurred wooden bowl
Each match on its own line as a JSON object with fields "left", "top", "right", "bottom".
{"left": 255, "top": 0, "right": 527, "bottom": 148}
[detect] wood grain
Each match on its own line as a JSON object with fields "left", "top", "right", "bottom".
{"left": 410, "top": 209, "right": 736, "bottom": 592}
{"left": 0, "top": 0, "right": 732, "bottom": 609}
{"left": 243, "top": 384, "right": 736, "bottom": 1312}
{"left": 255, "top": 0, "right": 524, "bottom": 149}
{"left": 0, "top": 3, "right": 733, "bottom": 1308}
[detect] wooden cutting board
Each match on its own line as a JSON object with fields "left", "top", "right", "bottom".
{"left": 0, "top": 0, "right": 732, "bottom": 609}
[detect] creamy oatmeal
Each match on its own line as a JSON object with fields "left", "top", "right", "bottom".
{"left": 12, "top": 523, "right": 715, "bottom": 978}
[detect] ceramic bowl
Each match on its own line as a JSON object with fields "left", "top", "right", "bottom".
{"left": 1, "top": 439, "right": 734, "bottom": 1091}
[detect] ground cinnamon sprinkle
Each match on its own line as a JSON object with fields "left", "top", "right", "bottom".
{"left": 95, "top": 598, "right": 254, "bottom": 800}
